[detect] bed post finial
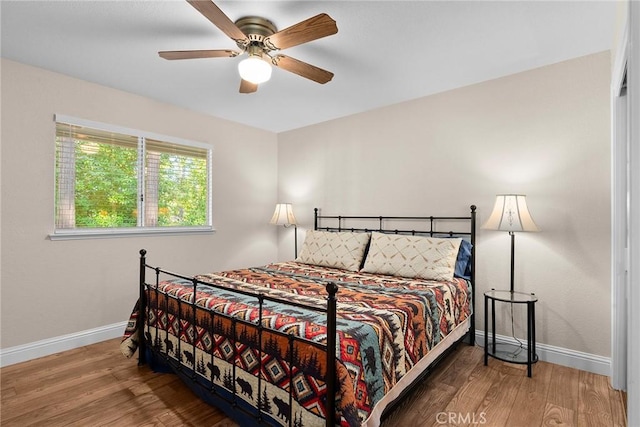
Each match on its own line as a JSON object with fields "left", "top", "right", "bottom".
{"left": 470, "top": 205, "right": 477, "bottom": 213}
{"left": 314, "top": 207, "right": 319, "bottom": 231}
{"left": 326, "top": 282, "right": 338, "bottom": 296}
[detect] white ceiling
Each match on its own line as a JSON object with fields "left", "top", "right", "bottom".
{"left": 1, "top": 1, "right": 616, "bottom": 133}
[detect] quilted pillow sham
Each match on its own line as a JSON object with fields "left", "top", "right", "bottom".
{"left": 296, "top": 230, "right": 371, "bottom": 272}
{"left": 361, "top": 232, "right": 462, "bottom": 281}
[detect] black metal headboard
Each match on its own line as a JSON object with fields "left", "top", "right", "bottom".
{"left": 314, "top": 206, "right": 476, "bottom": 238}
{"left": 313, "top": 205, "right": 477, "bottom": 345}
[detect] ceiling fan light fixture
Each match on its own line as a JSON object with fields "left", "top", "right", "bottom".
{"left": 238, "top": 56, "right": 272, "bottom": 84}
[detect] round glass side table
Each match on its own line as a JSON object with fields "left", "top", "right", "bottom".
{"left": 484, "top": 289, "right": 538, "bottom": 377}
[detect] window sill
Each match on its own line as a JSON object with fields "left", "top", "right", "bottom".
{"left": 48, "top": 226, "right": 215, "bottom": 241}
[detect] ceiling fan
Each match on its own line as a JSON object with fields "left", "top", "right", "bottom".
{"left": 159, "top": 0, "right": 338, "bottom": 93}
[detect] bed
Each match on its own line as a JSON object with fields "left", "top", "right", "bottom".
{"left": 121, "top": 206, "right": 477, "bottom": 426}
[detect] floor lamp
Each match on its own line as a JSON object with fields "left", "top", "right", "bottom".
{"left": 270, "top": 203, "right": 298, "bottom": 258}
{"left": 482, "top": 194, "right": 539, "bottom": 292}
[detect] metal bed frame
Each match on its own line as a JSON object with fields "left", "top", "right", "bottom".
{"left": 136, "top": 205, "right": 476, "bottom": 426}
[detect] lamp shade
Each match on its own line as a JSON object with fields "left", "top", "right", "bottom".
{"left": 482, "top": 194, "right": 539, "bottom": 232}
{"left": 238, "top": 56, "right": 272, "bottom": 84}
{"left": 270, "top": 203, "right": 297, "bottom": 226}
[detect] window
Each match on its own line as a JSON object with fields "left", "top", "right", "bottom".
{"left": 52, "top": 115, "right": 213, "bottom": 239}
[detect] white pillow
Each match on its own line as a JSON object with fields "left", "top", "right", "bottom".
{"left": 361, "top": 232, "right": 461, "bottom": 280}
{"left": 296, "top": 230, "right": 370, "bottom": 272}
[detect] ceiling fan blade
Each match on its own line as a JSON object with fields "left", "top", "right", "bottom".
{"left": 263, "top": 13, "right": 338, "bottom": 50}
{"left": 159, "top": 49, "right": 240, "bottom": 60}
{"left": 239, "top": 79, "right": 258, "bottom": 93}
{"left": 272, "top": 55, "right": 334, "bottom": 84}
{"left": 187, "top": 0, "right": 248, "bottom": 43}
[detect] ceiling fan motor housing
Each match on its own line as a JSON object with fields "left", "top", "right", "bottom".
{"left": 235, "top": 16, "right": 277, "bottom": 49}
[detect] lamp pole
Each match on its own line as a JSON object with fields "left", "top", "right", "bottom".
{"left": 285, "top": 223, "right": 298, "bottom": 258}
{"left": 510, "top": 231, "right": 515, "bottom": 293}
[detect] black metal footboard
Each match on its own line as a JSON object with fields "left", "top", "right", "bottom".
{"left": 137, "top": 249, "right": 339, "bottom": 427}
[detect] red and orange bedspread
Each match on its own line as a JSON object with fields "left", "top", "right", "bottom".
{"left": 121, "top": 261, "right": 471, "bottom": 426}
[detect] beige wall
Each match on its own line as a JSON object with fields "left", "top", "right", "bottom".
{"left": 1, "top": 51, "right": 613, "bottom": 359}
{"left": 277, "top": 51, "right": 612, "bottom": 357}
{"left": 0, "top": 59, "right": 279, "bottom": 348}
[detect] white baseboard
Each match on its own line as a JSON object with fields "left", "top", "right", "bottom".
{"left": 0, "top": 321, "right": 128, "bottom": 368}
{"left": 0, "top": 323, "right": 611, "bottom": 377}
{"left": 475, "top": 330, "right": 611, "bottom": 376}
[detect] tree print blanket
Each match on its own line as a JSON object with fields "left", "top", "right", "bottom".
{"left": 121, "top": 261, "right": 470, "bottom": 426}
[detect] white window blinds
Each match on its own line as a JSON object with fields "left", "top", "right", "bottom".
{"left": 53, "top": 115, "right": 212, "bottom": 237}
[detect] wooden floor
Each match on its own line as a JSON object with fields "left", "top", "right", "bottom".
{"left": 0, "top": 338, "right": 627, "bottom": 426}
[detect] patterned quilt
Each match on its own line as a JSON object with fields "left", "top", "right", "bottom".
{"left": 121, "top": 261, "right": 471, "bottom": 427}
